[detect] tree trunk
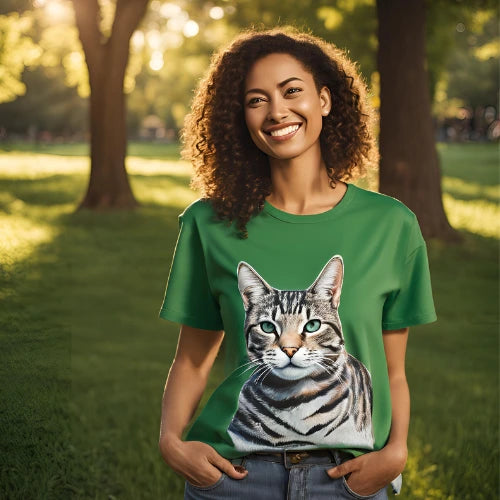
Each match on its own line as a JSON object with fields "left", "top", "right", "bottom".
{"left": 72, "top": 0, "right": 150, "bottom": 210}
{"left": 376, "top": 0, "right": 461, "bottom": 242}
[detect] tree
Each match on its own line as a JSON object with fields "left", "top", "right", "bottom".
{"left": 72, "top": 0, "right": 150, "bottom": 210}
{"left": 0, "top": 12, "right": 41, "bottom": 103}
{"left": 376, "top": 0, "right": 462, "bottom": 241}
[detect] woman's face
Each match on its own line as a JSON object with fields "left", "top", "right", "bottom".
{"left": 243, "top": 53, "right": 331, "bottom": 160}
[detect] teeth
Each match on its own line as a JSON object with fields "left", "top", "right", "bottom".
{"left": 269, "top": 124, "right": 300, "bottom": 137}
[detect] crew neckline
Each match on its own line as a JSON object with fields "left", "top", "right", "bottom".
{"left": 263, "top": 183, "right": 357, "bottom": 223}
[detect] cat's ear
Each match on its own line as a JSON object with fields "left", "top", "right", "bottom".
{"left": 308, "top": 255, "right": 344, "bottom": 308}
{"left": 237, "top": 261, "right": 273, "bottom": 309}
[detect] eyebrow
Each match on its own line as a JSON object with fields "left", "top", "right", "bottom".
{"left": 245, "top": 77, "right": 304, "bottom": 96}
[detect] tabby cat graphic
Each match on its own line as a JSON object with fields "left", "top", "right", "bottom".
{"left": 227, "top": 254, "right": 374, "bottom": 452}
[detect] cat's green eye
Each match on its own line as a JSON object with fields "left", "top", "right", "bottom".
{"left": 304, "top": 319, "right": 321, "bottom": 333}
{"left": 260, "top": 321, "right": 275, "bottom": 334}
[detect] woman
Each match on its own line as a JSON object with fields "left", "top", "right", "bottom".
{"left": 158, "top": 27, "right": 437, "bottom": 499}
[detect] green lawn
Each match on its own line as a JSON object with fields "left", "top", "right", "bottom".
{"left": 0, "top": 141, "right": 498, "bottom": 499}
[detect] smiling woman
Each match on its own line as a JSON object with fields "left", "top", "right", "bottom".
{"left": 244, "top": 54, "right": 330, "bottom": 158}
{"left": 180, "top": 27, "right": 379, "bottom": 235}
{"left": 157, "top": 26, "right": 437, "bottom": 500}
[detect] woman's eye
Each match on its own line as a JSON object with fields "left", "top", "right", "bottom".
{"left": 286, "top": 87, "right": 302, "bottom": 95}
{"left": 248, "top": 97, "right": 264, "bottom": 105}
{"left": 304, "top": 319, "right": 321, "bottom": 333}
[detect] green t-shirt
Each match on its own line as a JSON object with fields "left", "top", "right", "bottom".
{"left": 158, "top": 182, "right": 437, "bottom": 459}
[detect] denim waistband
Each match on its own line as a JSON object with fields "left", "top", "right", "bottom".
{"left": 245, "top": 448, "right": 352, "bottom": 468}
{"left": 241, "top": 449, "right": 403, "bottom": 494}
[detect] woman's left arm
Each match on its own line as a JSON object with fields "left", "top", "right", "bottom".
{"left": 382, "top": 326, "right": 410, "bottom": 463}
{"left": 326, "top": 327, "right": 409, "bottom": 495}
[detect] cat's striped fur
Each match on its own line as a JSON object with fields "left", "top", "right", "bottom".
{"left": 227, "top": 254, "right": 374, "bottom": 452}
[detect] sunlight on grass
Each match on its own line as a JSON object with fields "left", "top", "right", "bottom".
{"left": 404, "top": 442, "right": 452, "bottom": 500}
{"left": 0, "top": 153, "right": 88, "bottom": 178}
{"left": 133, "top": 181, "right": 200, "bottom": 209}
{"left": 442, "top": 176, "right": 499, "bottom": 202}
{"left": 0, "top": 153, "right": 192, "bottom": 179}
{"left": 0, "top": 209, "right": 56, "bottom": 280}
{"left": 127, "top": 157, "right": 198, "bottom": 208}
{"left": 443, "top": 192, "right": 499, "bottom": 238}
{"left": 126, "top": 157, "right": 191, "bottom": 177}
{"left": 0, "top": 152, "right": 204, "bottom": 211}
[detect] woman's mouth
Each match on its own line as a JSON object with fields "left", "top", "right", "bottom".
{"left": 264, "top": 123, "right": 302, "bottom": 142}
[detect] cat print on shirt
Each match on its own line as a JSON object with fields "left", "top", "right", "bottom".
{"left": 227, "top": 254, "right": 374, "bottom": 452}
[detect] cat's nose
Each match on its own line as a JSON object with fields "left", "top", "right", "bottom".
{"left": 282, "top": 347, "right": 298, "bottom": 358}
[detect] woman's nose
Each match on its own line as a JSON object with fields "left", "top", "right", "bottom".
{"left": 267, "top": 97, "right": 289, "bottom": 122}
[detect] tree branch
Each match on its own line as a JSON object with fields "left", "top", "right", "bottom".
{"left": 71, "top": 0, "right": 104, "bottom": 75}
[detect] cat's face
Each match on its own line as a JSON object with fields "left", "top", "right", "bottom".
{"left": 237, "top": 255, "right": 346, "bottom": 381}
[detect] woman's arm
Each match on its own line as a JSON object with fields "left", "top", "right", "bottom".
{"left": 326, "top": 327, "right": 410, "bottom": 495}
{"left": 158, "top": 323, "right": 224, "bottom": 448}
{"left": 382, "top": 326, "right": 410, "bottom": 462}
{"left": 158, "top": 324, "right": 248, "bottom": 487}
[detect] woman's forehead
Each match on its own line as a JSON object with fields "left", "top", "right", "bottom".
{"left": 245, "top": 53, "right": 313, "bottom": 88}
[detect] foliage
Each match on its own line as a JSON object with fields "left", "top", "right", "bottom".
{"left": 427, "top": 3, "right": 499, "bottom": 117}
{"left": 0, "top": 12, "right": 41, "bottom": 102}
{"left": 0, "top": 1, "right": 497, "bottom": 135}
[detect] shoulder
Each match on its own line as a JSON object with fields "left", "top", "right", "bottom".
{"left": 179, "top": 197, "right": 216, "bottom": 223}
{"left": 351, "top": 184, "right": 417, "bottom": 224}
{"left": 351, "top": 184, "right": 424, "bottom": 252}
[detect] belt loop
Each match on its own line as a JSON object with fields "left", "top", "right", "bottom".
{"left": 283, "top": 448, "right": 291, "bottom": 469}
{"left": 326, "top": 449, "right": 336, "bottom": 464}
{"left": 330, "top": 449, "right": 342, "bottom": 466}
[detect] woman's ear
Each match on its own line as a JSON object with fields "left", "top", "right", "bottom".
{"left": 320, "top": 86, "right": 332, "bottom": 116}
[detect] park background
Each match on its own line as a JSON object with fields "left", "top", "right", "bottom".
{"left": 0, "top": 0, "right": 498, "bottom": 499}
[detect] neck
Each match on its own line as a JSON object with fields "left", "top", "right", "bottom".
{"left": 266, "top": 144, "right": 345, "bottom": 214}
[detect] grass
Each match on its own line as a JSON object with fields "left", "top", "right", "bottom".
{"left": 0, "top": 141, "right": 182, "bottom": 160}
{"left": 0, "top": 141, "right": 498, "bottom": 499}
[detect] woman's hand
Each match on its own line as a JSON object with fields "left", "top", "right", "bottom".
{"left": 159, "top": 437, "right": 248, "bottom": 488}
{"left": 326, "top": 443, "right": 407, "bottom": 496}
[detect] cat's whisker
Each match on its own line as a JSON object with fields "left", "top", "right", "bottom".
{"left": 234, "top": 365, "right": 261, "bottom": 377}
{"left": 313, "top": 360, "right": 334, "bottom": 376}
{"left": 316, "top": 358, "right": 350, "bottom": 389}
{"left": 255, "top": 365, "right": 274, "bottom": 385}
{"left": 231, "top": 357, "right": 267, "bottom": 375}
{"left": 318, "top": 363, "right": 348, "bottom": 390}
{"left": 252, "top": 365, "right": 271, "bottom": 385}
{"left": 250, "top": 363, "right": 269, "bottom": 377}
{"left": 239, "top": 355, "right": 266, "bottom": 366}
{"left": 234, "top": 360, "right": 261, "bottom": 371}
{"left": 333, "top": 370, "right": 350, "bottom": 390}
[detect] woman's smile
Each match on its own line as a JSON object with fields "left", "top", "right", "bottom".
{"left": 264, "top": 123, "right": 302, "bottom": 141}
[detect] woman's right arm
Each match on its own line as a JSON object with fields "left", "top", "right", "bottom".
{"left": 158, "top": 324, "right": 248, "bottom": 486}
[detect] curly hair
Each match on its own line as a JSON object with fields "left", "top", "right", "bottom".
{"left": 181, "top": 26, "right": 379, "bottom": 239}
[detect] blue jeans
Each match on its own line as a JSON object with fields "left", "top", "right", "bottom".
{"left": 184, "top": 449, "right": 402, "bottom": 499}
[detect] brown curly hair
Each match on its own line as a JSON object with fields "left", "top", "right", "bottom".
{"left": 181, "top": 26, "right": 379, "bottom": 239}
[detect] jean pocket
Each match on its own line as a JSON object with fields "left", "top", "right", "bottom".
{"left": 186, "top": 472, "right": 226, "bottom": 491}
{"left": 341, "top": 476, "right": 386, "bottom": 499}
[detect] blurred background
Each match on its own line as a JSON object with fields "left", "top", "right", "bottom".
{"left": 0, "top": 0, "right": 498, "bottom": 499}
{"left": 0, "top": 0, "right": 498, "bottom": 143}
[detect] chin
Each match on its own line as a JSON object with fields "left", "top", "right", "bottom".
{"left": 264, "top": 148, "right": 304, "bottom": 160}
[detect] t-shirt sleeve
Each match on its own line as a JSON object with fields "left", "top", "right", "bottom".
{"left": 382, "top": 214, "right": 438, "bottom": 330}
{"left": 158, "top": 209, "right": 224, "bottom": 331}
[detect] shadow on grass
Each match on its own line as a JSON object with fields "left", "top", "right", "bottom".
{"left": 0, "top": 176, "right": 199, "bottom": 499}
{"left": 0, "top": 174, "right": 191, "bottom": 210}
